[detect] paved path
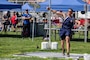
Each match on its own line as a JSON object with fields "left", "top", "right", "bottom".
{"left": 13, "top": 52, "right": 90, "bottom": 60}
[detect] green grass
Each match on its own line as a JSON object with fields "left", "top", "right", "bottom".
{"left": 0, "top": 31, "right": 89, "bottom": 60}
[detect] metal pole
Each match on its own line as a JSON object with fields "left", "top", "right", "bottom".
{"left": 32, "top": 15, "right": 35, "bottom": 42}
{"left": 32, "top": 0, "right": 37, "bottom": 42}
{"left": 84, "top": 4, "right": 88, "bottom": 43}
{"left": 48, "top": 0, "right": 51, "bottom": 48}
{"left": 15, "top": 0, "right": 17, "bottom": 3}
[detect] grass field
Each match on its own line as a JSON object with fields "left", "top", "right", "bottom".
{"left": 0, "top": 31, "right": 89, "bottom": 60}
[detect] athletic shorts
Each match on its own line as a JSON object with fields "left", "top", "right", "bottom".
{"left": 12, "top": 24, "right": 16, "bottom": 28}
{"left": 59, "top": 28, "right": 71, "bottom": 40}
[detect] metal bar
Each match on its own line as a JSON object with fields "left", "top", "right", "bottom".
{"left": 48, "top": 0, "right": 51, "bottom": 49}
{"left": 84, "top": 4, "right": 88, "bottom": 43}
{"left": 8, "top": 1, "right": 37, "bottom": 2}
{"left": 44, "top": 28, "right": 87, "bottom": 31}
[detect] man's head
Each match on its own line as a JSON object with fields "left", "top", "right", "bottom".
{"left": 67, "top": 8, "right": 73, "bottom": 16}
{"left": 13, "top": 11, "right": 16, "bottom": 15}
{"left": 25, "top": 9, "right": 29, "bottom": 14}
{"left": 60, "top": 10, "right": 62, "bottom": 12}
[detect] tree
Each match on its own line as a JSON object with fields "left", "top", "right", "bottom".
{"left": 83, "top": 0, "right": 90, "bottom": 4}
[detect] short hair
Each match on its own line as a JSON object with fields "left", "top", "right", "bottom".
{"left": 59, "top": 10, "right": 62, "bottom": 12}
{"left": 13, "top": 11, "right": 16, "bottom": 13}
{"left": 26, "top": 9, "right": 28, "bottom": 11}
{"left": 68, "top": 8, "right": 73, "bottom": 12}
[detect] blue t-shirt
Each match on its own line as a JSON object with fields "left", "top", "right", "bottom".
{"left": 22, "top": 13, "right": 32, "bottom": 24}
{"left": 62, "top": 16, "right": 75, "bottom": 29}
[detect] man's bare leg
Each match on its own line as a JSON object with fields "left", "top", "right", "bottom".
{"left": 61, "top": 40, "right": 65, "bottom": 55}
{"left": 65, "top": 36, "right": 70, "bottom": 57}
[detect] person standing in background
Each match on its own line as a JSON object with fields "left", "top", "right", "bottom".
{"left": 11, "top": 12, "right": 17, "bottom": 32}
{"left": 2, "top": 12, "right": 10, "bottom": 32}
{"left": 22, "top": 9, "right": 32, "bottom": 37}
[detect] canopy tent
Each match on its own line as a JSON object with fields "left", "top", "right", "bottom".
{"left": 0, "top": 0, "right": 21, "bottom": 9}
{"left": 38, "top": 0, "right": 87, "bottom": 11}
{"left": 11, "top": 3, "right": 33, "bottom": 12}
{"left": 22, "top": 3, "right": 33, "bottom": 10}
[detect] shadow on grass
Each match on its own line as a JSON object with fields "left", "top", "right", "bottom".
{"left": 0, "top": 33, "right": 43, "bottom": 38}
{"left": 71, "top": 38, "right": 90, "bottom": 42}
{"left": 0, "top": 34, "right": 22, "bottom": 38}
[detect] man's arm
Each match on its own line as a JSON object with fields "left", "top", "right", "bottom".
{"left": 25, "top": 17, "right": 31, "bottom": 20}
{"left": 22, "top": 15, "right": 32, "bottom": 20}
{"left": 47, "top": 7, "right": 65, "bottom": 18}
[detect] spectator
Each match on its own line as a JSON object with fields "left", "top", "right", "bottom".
{"left": 74, "top": 18, "right": 85, "bottom": 29}
{"left": 0, "top": 22, "right": 3, "bottom": 31}
{"left": 79, "top": 18, "right": 85, "bottom": 29}
{"left": 2, "top": 12, "right": 10, "bottom": 32}
{"left": 22, "top": 9, "right": 32, "bottom": 37}
{"left": 7, "top": 11, "right": 11, "bottom": 19}
{"left": 11, "top": 12, "right": 17, "bottom": 32}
